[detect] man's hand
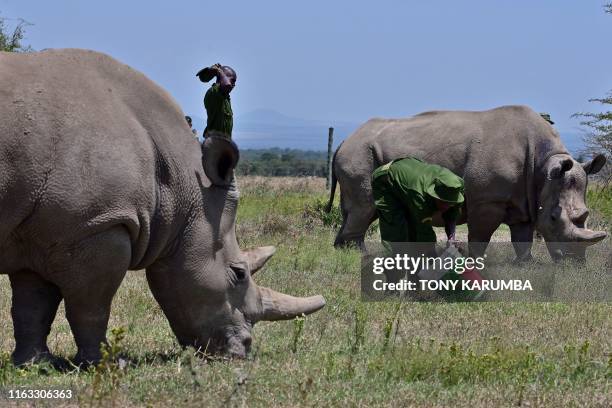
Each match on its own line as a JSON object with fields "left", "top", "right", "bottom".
{"left": 445, "top": 220, "right": 457, "bottom": 247}
{"left": 196, "top": 64, "right": 226, "bottom": 83}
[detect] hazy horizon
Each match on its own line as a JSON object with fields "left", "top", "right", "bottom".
{"left": 185, "top": 107, "right": 588, "bottom": 153}
{"left": 1, "top": 1, "right": 610, "bottom": 152}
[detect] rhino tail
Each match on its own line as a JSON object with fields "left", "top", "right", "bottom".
{"left": 325, "top": 144, "right": 341, "bottom": 213}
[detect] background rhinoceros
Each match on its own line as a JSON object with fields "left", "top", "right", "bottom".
{"left": 326, "top": 105, "right": 607, "bottom": 261}
{"left": 0, "top": 49, "right": 325, "bottom": 365}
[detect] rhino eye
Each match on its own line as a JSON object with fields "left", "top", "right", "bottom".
{"left": 230, "top": 264, "right": 248, "bottom": 281}
{"left": 551, "top": 206, "right": 562, "bottom": 221}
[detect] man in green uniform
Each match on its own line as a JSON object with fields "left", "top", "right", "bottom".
{"left": 197, "top": 63, "right": 236, "bottom": 139}
{"left": 372, "top": 157, "right": 464, "bottom": 251}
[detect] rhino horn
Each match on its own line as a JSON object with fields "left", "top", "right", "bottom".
{"left": 572, "top": 227, "right": 607, "bottom": 244}
{"left": 256, "top": 286, "right": 326, "bottom": 321}
{"left": 243, "top": 246, "right": 276, "bottom": 275}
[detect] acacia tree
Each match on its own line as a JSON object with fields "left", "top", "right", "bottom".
{"left": 573, "top": 4, "right": 612, "bottom": 179}
{"left": 0, "top": 15, "right": 32, "bottom": 52}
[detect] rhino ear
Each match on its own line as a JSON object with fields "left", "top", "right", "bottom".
{"left": 582, "top": 154, "right": 606, "bottom": 175}
{"left": 547, "top": 156, "right": 573, "bottom": 180}
{"left": 202, "top": 135, "right": 240, "bottom": 186}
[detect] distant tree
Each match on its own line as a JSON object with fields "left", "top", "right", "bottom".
{"left": 573, "top": 4, "right": 611, "bottom": 179}
{"left": 281, "top": 153, "right": 295, "bottom": 162}
{"left": 260, "top": 152, "right": 278, "bottom": 162}
{"left": 236, "top": 148, "right": 328, "bottom": 177}
{"left": 575, "top": 94, "right": 611, "bottom": 156}
{"left": 0, "top": 15, "right": 32, "bottom": 52}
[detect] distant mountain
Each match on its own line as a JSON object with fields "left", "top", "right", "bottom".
{"left": 185, "top": 109, "right": 359, "bottom": 150}
{"left": 233, "top": 109, "right": 359, "bottom": 150}
{"left": 186, "top": 109, "right": 587, "bottom": 155}
{"left": 236, "top": 109, "right": 314, "bottom": 127}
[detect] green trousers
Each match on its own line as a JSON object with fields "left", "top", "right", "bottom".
{"left": 372, "top": 165, "right": 437, "bottom": 244}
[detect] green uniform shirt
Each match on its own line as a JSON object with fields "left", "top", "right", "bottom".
{"left": 204, "top": 83, "right": 233, "bottom": 137}
{"left": 386, "top": 157, "right": 462, "bottom": 223}
{"left": 372, "top": 157, "right": 464, "bottom": 243}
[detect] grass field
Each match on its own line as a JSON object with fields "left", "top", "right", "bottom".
{"left": 0, "top": 176, "right": 610, "bottom": 407}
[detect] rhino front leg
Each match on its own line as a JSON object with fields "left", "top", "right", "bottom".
{"left": 63, "top": 290, "right": 123, "bottom": 365}
{"left": 509, "top": 222, "right": 534, "bottom": 263}
{"left": 53, "top": 226, "right": 130, "bottom": 365}
{"left": 9, "top": 270, "right": 62, "bottom": 366}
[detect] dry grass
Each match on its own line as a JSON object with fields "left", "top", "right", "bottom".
{"left": 239, "top": 176, "right": 326, "bottom": 195}
{"left": 0, "top": 176, "right": 610, "bottom": 407}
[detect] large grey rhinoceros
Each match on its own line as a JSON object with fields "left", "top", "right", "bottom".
{"left": 326, "top": 105, "right": 607, "bottom": 261}
{"left": 0, "top": 49, "right": 325, "bottom": 366}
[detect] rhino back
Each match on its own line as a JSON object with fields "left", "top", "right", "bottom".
{"left": 335, "top": 105, "right": 568, "bottom": 222}
{"left": 0, "top": 49, "right": 201, "bottom": 271}
{"left": 338, "top": 106, "right": 567, "bottom": 185}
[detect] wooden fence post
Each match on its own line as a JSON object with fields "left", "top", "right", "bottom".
{"left": 326, "top": 127, "right": 334, "bottom": 189}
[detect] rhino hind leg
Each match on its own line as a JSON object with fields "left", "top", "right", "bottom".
{"left": 509, "top": 222, "right": 535, "bottom": 263}
{"left": 9, "top": 270, "right": 63, "bottom": 366}
{"left": 467, "top": 205, "right": 506, "bottom": 258}
{"left": 334, "top": 206, "right": 376, "bottom": 248}
{"left": 52, "top": 225, "right": 130, "bottom": 366}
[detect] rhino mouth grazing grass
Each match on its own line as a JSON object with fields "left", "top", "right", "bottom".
{"left": 0, "top": 49, "right": 325, "bottom": 366}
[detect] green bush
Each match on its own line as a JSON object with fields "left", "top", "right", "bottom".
{"left": 587, "top": 183, "right": 612, "bottom": 231}
{"left": 302, "top": 198, "right": 342, "bottom": 228}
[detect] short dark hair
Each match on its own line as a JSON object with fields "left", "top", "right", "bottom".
{"left": 222, "top": 66, "right": 237, "bottom": 80}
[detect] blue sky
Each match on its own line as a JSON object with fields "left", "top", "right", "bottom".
{"left": 1, "top": 1, "right": 611, "bottom": 137}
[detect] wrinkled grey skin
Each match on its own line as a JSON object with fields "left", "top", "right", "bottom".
{"left": 0, "top": 49, "right": 325, "bottom": 366}
{"left": 326, "top": 105, "right": 607, "bottom": 261}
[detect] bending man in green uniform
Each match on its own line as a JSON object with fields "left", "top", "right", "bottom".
{"left": 196, "top": 63, "right": 236, "bottom": 139}
{"left": 372, "top": 157, "right": 464, "bottom": 253}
